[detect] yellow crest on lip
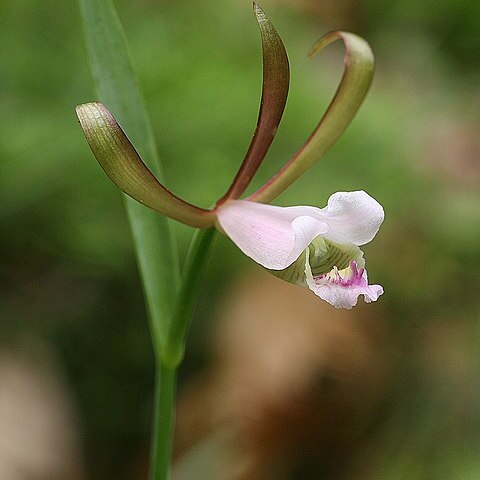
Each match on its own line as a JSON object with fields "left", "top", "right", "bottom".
{"left": 270, "top": 237, "right": 364, "bottom": 286}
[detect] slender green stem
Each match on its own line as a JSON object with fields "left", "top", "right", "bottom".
{"left": 149, "top": 228, "right": 216, "bottom": 479}
{"left": 150, "top": 362, "right": 177, "bottom": 480}
{"left": 163, "top": 228, "right": 216, "bottom": 368}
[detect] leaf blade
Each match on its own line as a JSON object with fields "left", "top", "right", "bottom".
{"left": 78, "top": 0, "right": 179, "bottom": 348}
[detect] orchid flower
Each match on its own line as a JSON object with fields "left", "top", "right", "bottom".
{"left": 216, "top": 191, "right": 383, "bottom": 309}
{"left": 76, "top": 3, "right": 382, "bottom": 309}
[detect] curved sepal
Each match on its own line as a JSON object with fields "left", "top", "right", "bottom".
{"left": 76, "top": 102, "right": 215, "bottom": 228}
{"left": 250, "top": 31, "right": 374, "bottom": 203}
{"left": 218, "top": 2, "right": 290, "bottom": 203}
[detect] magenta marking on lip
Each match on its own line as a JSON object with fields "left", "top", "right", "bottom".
{"left": 316, "top": 261, "right": 367, "bottom": 288}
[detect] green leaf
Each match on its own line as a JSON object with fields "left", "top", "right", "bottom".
{"left": 76, "top": 102, "right": 215, "bottom": 228}
{"left": 78, "top": 0, "right": 179, "bottom": 351}
{"left": 249, "top": 31, "right": 374, "bottom": 203}
{"left": 218, "top": 2, "right": 290, "bottom": 203}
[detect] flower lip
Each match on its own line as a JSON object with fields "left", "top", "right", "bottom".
{"left": 306, "top": 259, "right": 384, "bottom": 309}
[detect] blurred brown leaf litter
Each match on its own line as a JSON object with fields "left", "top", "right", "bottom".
{"left": 174, "top": 270, "right": 393, "bottom": 480}
{"left": 0, "top": 343, "right": 84, "bottom": 480}
{"left": 173, "top": 269, "right": 479, "bottom": 480}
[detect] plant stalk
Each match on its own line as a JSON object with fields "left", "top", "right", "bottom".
{"left": 164, "top": 228, "right": 216, "bottom": 368}
{"left": 150, "top": 362, "right": 177, "bottom": 480}
{"left": 150, "top": 228, "right": 215, "bottom": 479}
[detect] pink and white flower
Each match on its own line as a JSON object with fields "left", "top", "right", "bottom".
{"left": 216, "top": 190, "right": 384, "bottom": 309}
{"left": 76, "top": 9, "right": 382, "bottom": 311}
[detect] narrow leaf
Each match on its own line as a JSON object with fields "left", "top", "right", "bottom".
{"left": 76, "top": 102, "right": 215, "bottom": 228}
{"left": 217, "top": 2, "right": 289, "bottom": 203}
{"left": 249, "top": 31, "right": 374, "bottom": 203}
{"left": 78, "top": 0, "right": 179, "bottom": 348}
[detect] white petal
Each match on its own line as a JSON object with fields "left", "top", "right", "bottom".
{"left": 311, "top": 280, "right": 383, "bottom": 309}
{"left": 305, "top": 254, "right": 383, "bottom": 309}
{"left": 315, "top": 191, "right": 384, "bottom": 246}
{"left": 216, "top": 200, "right": 329, "bottom": 270}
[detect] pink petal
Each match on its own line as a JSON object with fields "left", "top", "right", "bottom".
{"left": 305, "top": 258, "right": 383, "bottom": 309}
{"left": 216, "top": 200, "right": 329, "bottom": 270}
{"left": 315, "top": 191, "right": 384, "bottom": 246}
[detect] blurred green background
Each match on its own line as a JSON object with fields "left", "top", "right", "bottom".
{"left": 1, "top": 0, "right": 480, "bottom": 479}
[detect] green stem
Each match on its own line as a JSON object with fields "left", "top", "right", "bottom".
{"left": 150, "top": 228, "right": 215, "bottom": 479}
{"left": 164, "top": 228, "right": 216, "bottom": 368}
{"left": 150, "top": 362, "right": 177, "bottom": 480}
